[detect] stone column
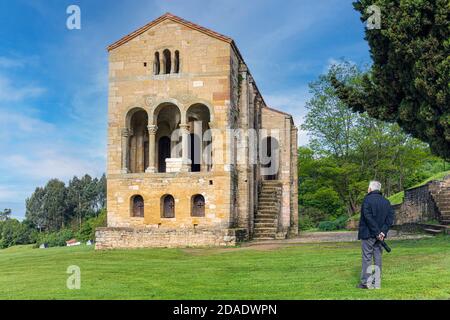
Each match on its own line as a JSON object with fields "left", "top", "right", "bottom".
{"left": 146, "top": 125, "right": 158, "bottom": 173}
{"left": 179, "top": 123, "right": 191, "bottom": 172}
{"left": 121, "top": 128, "right": 130, "bottom": 174}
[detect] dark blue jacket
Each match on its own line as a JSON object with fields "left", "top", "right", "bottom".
{"left": 358, "top": 190, "right": 395, "bottom": 240}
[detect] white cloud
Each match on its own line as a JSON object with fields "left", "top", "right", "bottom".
{"left": 0, "top": 185, "right": 25, "bottom": 202}
{"left": 0, "top": 75, "right": 46, "bottom": 102}
{"left": 4, "top": 152, "right": 101, "bottom": 181}
{"left": 0, "top": 57, "right": 25, "bottom": 68}
{"left": 264, "top": 87, "right": 312, "bottom": 146}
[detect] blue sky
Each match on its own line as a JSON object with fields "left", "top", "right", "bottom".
{"left": 0, "top": 0, "right": 370, "bottom": 219}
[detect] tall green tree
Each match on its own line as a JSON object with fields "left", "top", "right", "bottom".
{"left": 332, "top": 0, "right": 450, "bottom": 159}
{"left": 42, "top": 179, "right": 67, "bottom": 231}
{"left": 66, "top": 175, "right": 99, "bottom": 228}
{"left": 25, "top": 187, "right": 46, "bottom": 231}
{"left": 0, "top": 208, "right": 11, "bottom": 221}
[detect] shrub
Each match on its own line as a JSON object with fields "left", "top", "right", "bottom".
{"left": 76, "top": 209, "right": 107, "bottom": 242}
{"left": 318, "top": 216, "right": 349, "bottom": 231}
{"left": 299, "top": 215, "right": 315, "bottom": 231}
{"left": 300, "top": 206, "right": 328, "bottom": 224}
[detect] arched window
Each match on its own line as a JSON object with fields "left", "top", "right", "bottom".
{"left": 163, "top": 49, "right": 171, "bottom": 74}
{"left": 161, "top": 194, "right": 175, "bottom": 218}
{"left": 174, "top": 50, "right": 180, "bottom": 73}
{"left": 154, "top": 52, "right": 160, "bottom": 75}
{"left": 131, "top": 195, "right": 144, "bottom": 217}
{"left": 191, "top": 194, "right": 205, "bottom": 217}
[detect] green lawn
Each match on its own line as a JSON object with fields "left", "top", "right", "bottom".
{"left": 1, "top": 236, "right": 449, "bottom": 300}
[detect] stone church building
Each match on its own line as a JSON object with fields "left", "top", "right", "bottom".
{"left": 96, "top": 13, "right": 298, "bottom": 249}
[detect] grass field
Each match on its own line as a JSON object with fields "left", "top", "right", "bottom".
{"left": 1, "top": 236, "right": 449, "bottom": 300}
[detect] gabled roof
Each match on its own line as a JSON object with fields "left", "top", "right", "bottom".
{"left": 107, "top": 13, "right": 236, "bottom": 52}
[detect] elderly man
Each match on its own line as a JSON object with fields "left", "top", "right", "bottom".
{"left": 357, "top": 181, "right": 394, "bottom": 289}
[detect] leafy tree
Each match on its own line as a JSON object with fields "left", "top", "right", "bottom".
{"left": 25, "top": 187, "right": 46, "bottom": 231}
{"left": 0, "top": 208, "right": 11, "bottom": 221}
{"left": 0, "top": 219, "right": 35, "bottom": 249}
{"left": 331, "top": 0, "right": 450, "bottom": 159}
{"left": 43, "top": 179, "right": 67, "bottom": 231}
{"left": 66, "top": 175, "right": 98, "bottom": 229}
{"left": 96, "top": 174, "right": 107, "bottom": 211}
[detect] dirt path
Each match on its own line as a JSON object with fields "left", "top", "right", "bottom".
{"left": 181, "top": 231, "right": 432, "bottom": 254}
{"left": 242, "top": 230, "right": 431, "bottom": 248}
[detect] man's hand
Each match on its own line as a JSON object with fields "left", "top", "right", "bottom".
{"left": 377, "top": 232, "right": 385, "bottom": 241}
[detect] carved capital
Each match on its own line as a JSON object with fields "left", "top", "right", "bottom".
{"left": 179, "top": 124, "right": 190, "bottom": 131}
{"left": 147, "top": 125, "right": 158, "bottom": 135}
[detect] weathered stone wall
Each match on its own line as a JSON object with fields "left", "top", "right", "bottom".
{"left": 261, "top": 107, "right": 298, "bottom": 237}
{"left": 394, "top": 184, "right": 440, "bottom": 225}
{"left": 108, "top": 172, "right": 231, "bottom": 229}
{"left": 95, "top": 227, "right": 247, "bottom": 249}
{"left": 107, "top": 19, "right": 234, "bottom": 232}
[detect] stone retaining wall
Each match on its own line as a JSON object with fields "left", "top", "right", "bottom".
{"left": 95, "top": 227, "right": 247, "bottom": 250}
{"left": 394, "top": 183, "right": 440, "bottom": 225}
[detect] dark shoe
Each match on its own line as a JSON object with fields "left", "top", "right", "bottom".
{"left": 356, "top": 283, "right": 369, "bottom": 289}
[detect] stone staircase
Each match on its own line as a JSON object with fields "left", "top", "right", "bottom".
{"left": 423, "top": 175, "right": 450, "bottom": 235}
{"left": 253, "top": 181, "right": 282, "bottom": 240}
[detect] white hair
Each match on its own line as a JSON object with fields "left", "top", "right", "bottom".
{"left": 369, "top": 181, "right": 382, "bottom": 191}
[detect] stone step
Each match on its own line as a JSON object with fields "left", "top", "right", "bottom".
{"left": 258, "top": 200, "right": 278, "bottom": 204}
{"left": 255, "top": 218, "right": 277, "bottom": 223}
{"left": 253, "top": 232, "right": 277, "bottom": 237}
{"left": 256, "top": 215, "right": 277, "bottom": 221}
{"left": 258, "top": 205, "right": 278, "bottom": 210}
{"left": 261, "top": 186, "right": 282, "bottom": 190}
{"left": 257, "top": 211, "right": 278, "bottom": 216}
{"left": 253, "top": 230, "right": 277, "bottom": 236}
{"left": 424, "top": 228, "right": 443, "bottom": 235}
{"left": 259, "top": 200, "right": 278, "bottom": 207}
{"left": 258, "top": 199, "right": 279, "bottom": 203}
{"left": 260, "top": 192, "right": 281, "bottom": 197}
{"left": 441, "top": 220, "right": 450, "bottom": 225}
{"left": 253, "top": 227, "right": 277, "bottom": 232}
{"left": 258, "top": 207, "right": 278, "bottom": 212}
{"left": 262, "top": 181, "right": 282, "bottom": 185}
{"left": 252, "top": 236, "right": 276, "bottom": 240}
{"left": 254, "top": 222, "right": 277, "bottom": 228}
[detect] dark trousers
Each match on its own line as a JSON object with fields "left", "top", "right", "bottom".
{"left": 360, "top": 237, "right": 383, "bottom": 288}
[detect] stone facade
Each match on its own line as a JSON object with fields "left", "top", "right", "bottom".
{"left": 96, "top": 13, "right": 298, "bottom": 249}
{"left": 95, "top": 227, "right": 247, "bottom": 249}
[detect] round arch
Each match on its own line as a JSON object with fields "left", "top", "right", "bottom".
{"left": 187, "top": 101, "right": 214, "bottom": 123}
{"left": 150, "top": 99, "right": 185, "bottom": 124}
{"left": 124, "top": 107, "right": 149, "bottom": 129}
